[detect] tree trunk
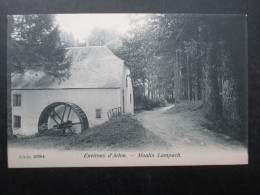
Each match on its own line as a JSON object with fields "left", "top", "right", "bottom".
{"left": 174, "top": 51, "right": 180, "bottom": 103}
{"left": 142, "top": 79, "right": 146, "bottom": 97}
{"left": 187, "top": 54, "right": 193, "bottom": 101}
{"left": 197, "top": 31, "right": 202, "bottom": 100}
{"left": 207, "top": 42, "right": 223, "bottom": 120}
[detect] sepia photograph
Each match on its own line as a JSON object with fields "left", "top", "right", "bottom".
{"left": 7, "top": 13, "right": 248, "bottom": 167}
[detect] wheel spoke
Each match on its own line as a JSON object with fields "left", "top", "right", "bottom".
{"left": 66, "top": 107, "right": 72, "bottom": 121}
{"left": 52, "top": 109, "right": 64, "bottom": 123}
{"left": 61, "top": 105, "right": 67, "bottom": 124}
{"left": 39, "top": 103, "right": 88, "bottom": 134}
{"left": 47, "top": 111, "right": 59, "bottom": 125}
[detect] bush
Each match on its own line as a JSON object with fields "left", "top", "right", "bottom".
{"left": 142, "top": 96, "right": 153, "bottom": 110}
{"left": 134, "top": 96, "right": 167, "bottom": 110}
{"left": 151, "top": 97, "right": 167, "bottom": 108}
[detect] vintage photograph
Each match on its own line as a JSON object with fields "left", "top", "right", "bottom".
{"left": 7, "top": 14, "right": 248, "bottom": 167}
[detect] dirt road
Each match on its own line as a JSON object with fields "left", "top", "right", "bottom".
{"left": 135, "top": 104, "right": 247, "bottom": 152}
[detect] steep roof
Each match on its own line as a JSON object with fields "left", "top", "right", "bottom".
{"left": 11, "top": 46, "right": 124, "bottom": 89}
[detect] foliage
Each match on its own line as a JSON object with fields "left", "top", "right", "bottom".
{"left": 86, "top": 27, "right": 122, "bottom": 50}
{"left": 115, "top": 14, "right": 247, "bottom": 140}
{"left": 134, "top": 96, "right": 167, "bottom": 111}
{"left": 60, "top": 31, "right": 77, "bottom": 47}
{"left": 134, "top": 96, "right": 152, "bottom": 111}
{"left": 151, "top": 97, "right": 167, "bottom": 108}
{"left": 7, "top": 14, "right": 71, "bottom": 79}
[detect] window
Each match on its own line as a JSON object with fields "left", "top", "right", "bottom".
{"left": 14, "top": 116, "right": 21, "bottom": 128}
{"left": 96, "top": 109, "right": 102, "bottom": 118}
{"left": 122, "top": 89, "right": 124, "bottom": 95}
{"left": 126, "top": 77, "right": 128, "bottom": 87}
{"left": 130, "top": 94, "right": 132, "bottom": 104}
{"left": 13, "top": 94, "right": 21, "bottom": 107}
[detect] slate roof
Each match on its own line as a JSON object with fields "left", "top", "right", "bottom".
{"left": 11, "top": 46, "right": 124, "bottom": 89}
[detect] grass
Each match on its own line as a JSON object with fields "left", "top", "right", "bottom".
{"left": 164, "top": 100, "right": 203, "bottom": 114}
{"left": 8, "top": 115, "right": 166, "bottom": 150}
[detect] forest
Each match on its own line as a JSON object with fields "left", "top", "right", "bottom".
{"left": 115, "top": 14, "right": 247, "bottom": 140}
{"left": 115, "top": 14, "right": 248, "bottom": 138}
{"left": 7, "top": 14, "right": 247, "bottom": 140}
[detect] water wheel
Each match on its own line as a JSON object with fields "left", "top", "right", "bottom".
{"left": 38, "top": 102, "right": 89, "bottom": 134}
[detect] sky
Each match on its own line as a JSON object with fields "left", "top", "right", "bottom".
{"left": 56, "top": 14, "right": 135, "bottom": 42}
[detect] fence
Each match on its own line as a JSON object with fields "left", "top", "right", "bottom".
{"left": 107, "top": 107, "right": 122, "bottom": 119}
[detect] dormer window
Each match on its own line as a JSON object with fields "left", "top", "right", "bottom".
{"left": 13, "top": 94, "right": 21, "bottom": 107}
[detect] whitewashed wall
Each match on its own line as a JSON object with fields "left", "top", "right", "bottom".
{"left": 120, "top": 65, "right": 134, "bottom": 114}
{"left": 11, "top": 89, "right": 120, "bottom": 135}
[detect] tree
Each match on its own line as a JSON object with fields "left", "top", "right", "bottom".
{"left": 60, "top": 31, "right": 76, "bottom": 47}
{"left": 86, "top": 27, "right": 120, "bottom": 47}
{"left": 114, "top": 16, "right": 152, "bottom": 101}
{"left": 7, "top": 14, "right": 72, "bottom": 136}
{"left": 7, "top": 14, "right": 71, "bottom": 79}
{"left": 115, "top": 14, "right": 247, "bottom": 140}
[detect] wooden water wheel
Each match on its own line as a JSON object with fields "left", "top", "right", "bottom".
{"left": 38, "top": 102, "right": 89, "bottom": 134}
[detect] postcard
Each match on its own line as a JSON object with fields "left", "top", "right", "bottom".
{"left": 7, "top": 13, "right": 248, "bottom": 168}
